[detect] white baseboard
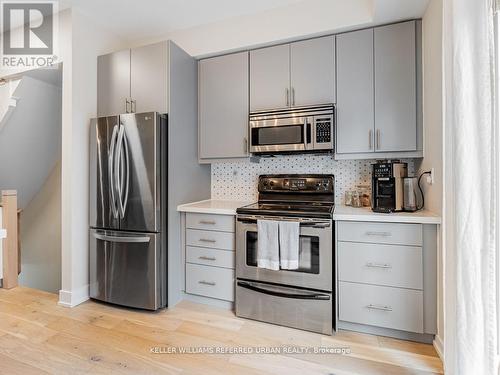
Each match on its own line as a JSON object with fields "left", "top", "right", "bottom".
{"left": 58, "top": 284, "right": 89, "bottom": 307}
{"left": 433, "top": 334, "right": 444, "bottom": 361}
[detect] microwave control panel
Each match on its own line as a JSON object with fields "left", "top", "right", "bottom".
{"left": 315, "top": 119, "right": 331, "bottom": 143}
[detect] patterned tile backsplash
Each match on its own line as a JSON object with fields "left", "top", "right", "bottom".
{"left": 211, "top": 155, "right": 415, "bottom": 204}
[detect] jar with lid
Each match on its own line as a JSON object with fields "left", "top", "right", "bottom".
{"left": 357, "top": 185, "right": 371, "bottom": 207}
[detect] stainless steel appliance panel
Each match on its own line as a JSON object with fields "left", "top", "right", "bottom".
{"left": 236, "top": 217, "right": 333, "bottom": 291}
{"left": 118, "top": 113, "right": 162, "bottom": 232}
{"left": 89, "top": 229, "right": 162, "bottom": 310}
{"left": 236, "top": 280, "right": 333, "bottom": 335}
{"left": 89, "top": 116, "right": 121, "bottom": 230}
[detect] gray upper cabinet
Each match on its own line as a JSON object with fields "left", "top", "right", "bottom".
{"left": 97, "top": 49, "right": 131, "bottom": 117}
{"left": 290, "top": 36, "right": 335, "bottom": 106}
{"left": 130, "top": 42, "right": 167, "bottom": 114}
{"left": 97, "top": 42, "right": 168, "bottom": 117}
{"left": 374, "top": 21, "right": 417, "bottom": 152}
{"left": 336, "top": 29, "right": 374, "bottom": 154}
{"left": 199, "top": 52, "right": 249, "bottom": 160}
{"left": 250, "top": 44, "right": 290, "bottom": 111}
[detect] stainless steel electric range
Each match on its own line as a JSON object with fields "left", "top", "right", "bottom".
{"left": 235, "top": 174, "right": 335, "bottom": 335}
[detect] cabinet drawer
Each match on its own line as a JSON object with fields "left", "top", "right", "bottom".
{"left": 186, "top": 263, "right": 234, "bottom": 301}
{"left": 337, "top": 221, "right": 422, "bottom": 246}
{"left": 339, "top": 281, "right": 423, "bottom": 333}
{"left": 186, "top": 246, "right": 235, "bottom": 269}
{"left": 186, "top": 229, "right": 235, "bottom": 250}
{"left": 338, "top": 242, "right": 423, "bottom": 289}
{"left": 186, "top": 213, "right": 235, "bottom": 232}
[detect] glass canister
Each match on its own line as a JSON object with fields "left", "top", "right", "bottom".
{"left": 357, "top": 185, "right": 371, "bottom": 207}
{"left": 344, "top": 191, "right": 353, "bottom": 206}
{"left": 351, "top": 191, "right": 362, "bottom": 207}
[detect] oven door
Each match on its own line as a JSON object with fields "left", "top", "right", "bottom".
{"left": 236, "top": 216, "right": 333, "bottom": 292}
{"left": 249, "top": 116, "right": 312, "bottom": 153}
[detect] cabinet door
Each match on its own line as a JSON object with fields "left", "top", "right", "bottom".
{"left": 374, "top": 21, "right": 417, "bottom": 152}
{"left": 97, "top": 49, "right": 131, "bottom": 117}
{"left": 290, "top": 36, "right": 335, "bottom": 106}
{"left": 250, "top": 44, "right": 290, "bottom": 111}
{"left": 336, "top": 29, "right": 374, "bottom": 154}
{"left": 130, "top": 42, "right": 167, "bottom": 114}
{"left": 199, "top": 52, "right": 249, "bottom": 160}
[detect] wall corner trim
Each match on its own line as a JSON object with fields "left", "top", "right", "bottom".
{"left": 58, "top": 284, "right": 89, "bottom": 307}
{"left": 433, "top": 335, "right": 444, "bottom": 362}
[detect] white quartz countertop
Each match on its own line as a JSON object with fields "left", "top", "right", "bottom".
{"left": 0, "top": 229, "right": 6, "bottom": 239}
{"left": 333, "top": 206, "right": 441, "bottom": 224}
{"left": 177, "top": 199, "right": 252, "bottom": 215}
{"left": 177, "top": 199, "right": 441, "bottom": 224}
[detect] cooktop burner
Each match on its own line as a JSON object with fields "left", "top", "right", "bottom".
{"left": 236, "top": 175, "right": 335, "bottom": 219}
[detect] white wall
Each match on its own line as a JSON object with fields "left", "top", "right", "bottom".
{"left": 59, "top": 9, "right": 127, "bottom": 307}
{"left": 421, "top": 0, "right": 444, "bottom": 357}
{"left": 136, "top": 0, "right": 373, "bottom": 57}
{"left": 19, "top": 162, "right": 61, "bottom": 293}
{"left": 0, "top": 75, "right": 62, "bottom": 209}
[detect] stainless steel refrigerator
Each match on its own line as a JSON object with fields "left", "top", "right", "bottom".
{"left": 89, "top": 112, "right": 167, "bottom": 310}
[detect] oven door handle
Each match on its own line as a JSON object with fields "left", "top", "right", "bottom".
{"left": 237, "top": 281, "right": 330, "bottom": 300}
{"left": 237, "top": 218, "right": 330, "bottom": 228}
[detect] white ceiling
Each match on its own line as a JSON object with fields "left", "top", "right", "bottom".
{"left": 60, "top": 0, "right": 430, "bottom": 43}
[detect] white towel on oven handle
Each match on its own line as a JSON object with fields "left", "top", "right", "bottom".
{"left": 257, "top": 220, "right": 280, "bottom": 270}
{"left": 279, "top": 220, "right": 300, "bottom": 270}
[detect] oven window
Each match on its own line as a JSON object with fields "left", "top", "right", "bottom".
{"left": 252, "top": 125, "right": 303, "bottom": 146}
{"left": 245, "top": 231, "right": 320, "bottom": 274}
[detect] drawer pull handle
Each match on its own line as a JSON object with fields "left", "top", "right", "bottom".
{"left": 366, "top": 304, "right": 393, "bottom": 312}
{"left": 199, "top": 256, "right": 216, "bottom": 261}
{"left": 199, "top": 239, "right": 216, "bottom": 243}
{"left": 365, "top": 231, "right": 392, "bottom": 237}
{"left": 198, "top": 280, "right": 216, "bottom": 286}
{"left": 199, "top": 220, "right": 216, "bottom": 225}
{"left": 366, "top": 262, "right": 392, "bottom": 269}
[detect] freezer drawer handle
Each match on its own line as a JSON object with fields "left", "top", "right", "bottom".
{"left": 198, "top": 280, "right": 216, "bottom": 286}
{"left": 93, "top": 233, "right": 151, "bottom": 243}
{"left": 366, "top": 304, "right": 393, "bottom": 312}
{"left": 237, "top": 281, "right": 330, "bottom": 300}
{"left": 365, "top": 262, "right": 392, "bottom": 269}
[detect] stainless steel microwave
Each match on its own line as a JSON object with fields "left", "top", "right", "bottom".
{"left": 249, "top": 104, "right": 335, "bottom": 154}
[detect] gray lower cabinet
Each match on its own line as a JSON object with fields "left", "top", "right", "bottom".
{"left": 337, "top": 220, "right": 436, "bottom": 340}
{"left": 290, "top": 36, "right": 335, "bottom": 106}
{"left": 336, "top": 28, "right": 374, "bottom": 154}
{"left": 198, "top": 52, "right": 249, "bottom": 161}
{"left": 97, "top": 42, "right": 168, "bottom": 117}
{"left": 250, "top": 44, "right": 290, "bottom": 111}
{"left": 374, "top": 21, "right": 417, "bottom": 152}
{"left": 97, "top": 49, "right": 131, "bottom": 117}
{"left": 184, "top": 213, "right": 236, "bottom": 302}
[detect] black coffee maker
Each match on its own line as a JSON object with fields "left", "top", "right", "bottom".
{"left": 371, "top": 161, "right": 408, "bottom": 213}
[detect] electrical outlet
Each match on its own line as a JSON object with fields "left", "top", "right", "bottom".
{"left": 426, "top": 168, "right": 435, "bottom": 185}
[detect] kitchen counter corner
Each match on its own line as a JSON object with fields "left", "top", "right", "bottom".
{"left": 177, "top": 199, "right": 252, "bottom": 215}
{"left": 333, "top": 206, "right": 441, "bottom": 224}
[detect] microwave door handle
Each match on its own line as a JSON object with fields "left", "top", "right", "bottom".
{"left": 303, "top": 118, "right": 307, "bottom": 150}
{"left": 237, "top": 281, "right": 330, "bottom": 300}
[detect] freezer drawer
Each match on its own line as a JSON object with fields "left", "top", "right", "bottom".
{"left": 89, "top": 229, "right": 165, "bottom": 310}
{"left": 236, "top": 280, "right": 333, "bottom": 335}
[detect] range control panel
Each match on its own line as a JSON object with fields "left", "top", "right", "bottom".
{"left": 258, "top": 175, "right": 334, "bottom": 193}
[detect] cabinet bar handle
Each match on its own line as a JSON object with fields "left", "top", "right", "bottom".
{"left": 199, "top": 238, "right": 216, "bottom": 243}
{"left": 199, "top": 220, "right": 216, "bottom": 225}
{"left": 366, "top": 304, "right": 393, "bottom": 312}
{"left": 244, "top": 137, "right": 248, "bottom": 153}
{"left": 365, "top": 231, "right": 392, "bottom": 237}
{"left": 131, "top": 99, "right": 136, "bottom": 113}
{"left": 366, "top": 262, "right": 392, "bottom": 269}
{"left": 376, "top": 129, "right": 381, "bottom": 150}
{"left": 198, "top": 280, "right": 216, "bottom": 286}
{"left": 199, "top": 256, "right": 216, "bottom": 261}
{"left": 291, "top": 87, "right": 295, "bottom": 106}
{"left": 369, "top": 129, "right": 373, "bottom": 150}
{"left": 125, "top": 98, "right": 131, "bottom": 113}
{"left": 286, "top": 88, "right": 290, "bottom": 107}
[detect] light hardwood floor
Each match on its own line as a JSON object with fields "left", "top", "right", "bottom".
{"left": 0, "top": 287, "right": 443, "bottom": 375}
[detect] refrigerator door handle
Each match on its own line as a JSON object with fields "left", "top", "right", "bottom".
{"left": 93, "top": 232, "right": 151, "bottom": 243}
{"left": 120, "top": 130, "right": 130, "bottom": 218}
{"left": 114, "top": 124, "right": 125, "bottom": 218}
{"left": 108, "top": 124, "right": 119, "bottom": 219}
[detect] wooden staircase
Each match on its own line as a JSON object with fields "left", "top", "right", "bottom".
{"left": 0, "top": 190, "right": 18, "bottom": 288}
